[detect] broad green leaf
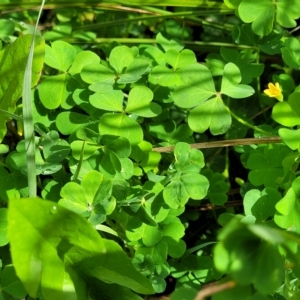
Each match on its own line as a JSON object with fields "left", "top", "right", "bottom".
{"left": 165, "top": 49, "right": 196, "bottom": 70}
{"left": 109, "top": 45, "right": 135, "bottom": 74}
{"left": 99, "top": 113, "right": 143, "bottom": 145}
{"left": 132, "top": 254, "right": 155, "bottom": 276}
{"left": 147, "top": 121, "right": 193, "bottom": 145}
{"left": 126, "top": 217, "right": 145, "bottom": 241}
{"left": 0, "top": 35, "right": 44, "bottom": 142}
{"left": 40, "top": 131, "right": 70, "bottom": 163}
{"left": 68, "top": 50, "right": 100, "bottom": 75}
{"left": 279, "top": 128, "right": 300, "bottom": 151}
{"left": 244, "top": 188, "right": 281, "bottom": 222}
{"left": 150, "top": 66, "right": 181, "bottom": 87}
{"left": 181, "top": 173, "right": 209, "bottom": 200}
{"left": 163, "top": 179, "right": 189, "bottom": 209}
{"left": 136, "top": 240, "right": 168, "bottom": 265}
{"left": 126, "top": 86, "right": 161, "bottom": 117}
{"left": 0, "top": 208, "right": 8, "bottom": 246}
{"left": 0, "top": 166, "right": 20, "bottom": 201}
{"left": 81, "top": 63, "right": 115, "bottom": 86}
{"left": 253, "top": 243, "right": 284, "bottom": 294}
{"left": 71, "top": 140, "right": 98, "bottom": 160}
{"left": 174, "top": 142, "right": 205, "bottom": 173}
{"left": 45, "top": 41, "right": 76, "bottom": 72}
{"left": 202, "top": 169, "right": 229, "bottom": 206}
{"left": 102, "top": 136, "right": 131, "bottom": 158}
{"left": 246, "top": 146, "right": 291, "bottom": 188}
{"left": 156, "top": 32, "right": 184, "bottom": 52}
{"left": 188, "top": 96, "right": 231, "bottom": 135}
{"left": 220, "top": 63, "right": 255, "bottom": 98}
{"left": 238, "top": 0, "right": 275, "bottom": 36}
{"left": 118, "top": 59, "right": 149, "bottom": 84}
{"left": 60, "top": 170, "right": 115, "bottom": 225}
{"left": 220, "top": 48, "right": 264, "bottom": 84}
{"left": 90, "top": 90, "right": 124, "bottom": 112}
{"left": 281, "top": 37, "right": 300, "bottom": 69}
{"left": 38, "top": 73, "right": 71, "bottom": 109}
{"left": 174, "top": 64, "right": 216, "bottom": 108}
{"left": 272, "top": 92, "right": 300, "bottom": 126}
{"left": 1, "top": 265, "right": 27, "bottom": 298}
{"left": 8, "top": 198, "right": 154, "bottom": 297}
{"left": 142, "top": 225, "right": 162, "bottom": 247}
{"left": 56, "top": 111, "right": 90, "bottom": 135}
{"left": 239, "top": 0, "right": 300, "bottom": 36}
{"left": 0, "top": 19, "right": 14, "bottom": 40}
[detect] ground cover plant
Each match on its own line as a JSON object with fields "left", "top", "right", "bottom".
{"left": 1, "top": 0, "right": 300, "bottom": 299}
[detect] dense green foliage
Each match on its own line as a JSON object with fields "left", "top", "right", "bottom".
{"left": 0, "top": 0, "right": 300, "bottom": 299}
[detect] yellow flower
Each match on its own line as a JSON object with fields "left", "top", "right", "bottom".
{"left": 263, "top": 82, "right": 283, "bottom": 101}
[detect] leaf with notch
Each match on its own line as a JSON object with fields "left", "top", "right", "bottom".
{"left": 126, "top": 86, "right": 161, "bottom": 117}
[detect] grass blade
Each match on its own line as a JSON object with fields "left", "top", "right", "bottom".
{"left": 22, "top": 0, "right": 46, "bottom": 198}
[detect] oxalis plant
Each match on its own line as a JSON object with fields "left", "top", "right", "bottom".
{"left": 1, "top": 0, "right": 300, "bottom": 299}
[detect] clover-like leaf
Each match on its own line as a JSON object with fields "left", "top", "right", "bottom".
{"left": 126, "top": 86, "right": 161, "bottom": 117}
{"left": 99, "top": 113, "right": 143, "bottom": 145}
{"left": 59, "top": 170, "right": 115, "bottom": 225}
{"left": 238, "top": 0, "right": 300, "bottom": 36}
{"left": 174, "top": 64, "right": 216, "bottom": 108}
{"left": 279, "top": 128, "right": 300, "bottom": 151}
{"left": 8, "top": 198, "right": 154, "bottom": 298}
{"left": 188, "top": 96, "right": 231, "bottom": 135}
{"left": 272, "top": 92, "right": 300, "bottom": 126}
{"left": 109, "top": 45, "right": 135, "bottom": 74}
{"left": 220, "top": 63, "right": 255, "bottom": 98}
{"left": 281, "top": 37, "right": 300, "bottom": 69}
{"left": 220, "top": 47, "right": 264, "bottom": 84}
{"left": 117, "top": 59, "right": 149, "bottom": 84}
{"left": 90, "top": 90, "right": 124, "bottom": 112}
{"left": 45, "top": 40, "right": 76, "bottom": 72}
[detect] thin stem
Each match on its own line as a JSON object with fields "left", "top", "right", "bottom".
{"left": 225, "top": 105, "right": 275, "bottom": 137}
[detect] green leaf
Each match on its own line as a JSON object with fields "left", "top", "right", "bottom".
{"left": 56, "top": 111, "right": 90, "bottom": 135}
{"left": 118, "top": 59, "right": 149, "bottom": 84}
{"left": 60, "top": 170, "right": 115, "bottom": 225}
{"left": 165, "top": 49, "right": 196, "bottom": 70}
{"left": 163, "top": 179, "right": 189, "bottom": 209}
{"left": 246, "top": 146, "right": 291, "bottom": 188}
{"left": 279, "top": 128, "right": 300, "bottom": 151}
{"left": 136, "top": 240, "right": 168, "bottom": 265}
{"left": 220, "top": 63, "right": 255, "bottom": 98}
{"left": 90, "top": 90, "right": 124, "bottom": 112}
{"left": 281, "top": 37, "right": 300, "bottom": 69}
{"left": 150, "top": 65, "right": 181, "bottom": 87}
{"left": 69, "top": 50, "right": 100, "bottom": 75}
{"left": 81, "top": 63, "right": 115, "bottom": 87}
{"left": 109, "top": 45, "right": 135, "bottom": 74}
{"left": 272, "top": 92, "right": 300, "bottom": 126}
{"left": 156, "top": 32, "right": 184, "bottom": 52}
{"left": 174, "top": 64, "right": 216, "bottom": 108}
{"left": 1, "top": 265, "right": 27, "bottom": 298}
{"left": 243, "top": 188, "right": 281, "bottom": 222}
{"left": 0, "top": 19, "right": 15, "bottom": 40}
{"left": 174, "top": 142, "right": 205, "bottom": 173}
{"left": 142, "top": 225, "right": 162, "bottom": 247}
{"left": 239, "top": 0, "right": 300, "bottom": 36}
{"left": 126, "top": 86, "right": 161, "bottom": 117}
{"left": 188, "top": 96, "right": 231, "bottom": 135}
{"left": 0, "top": 35, "right": 44, "bottom": 142}
{"left": 99, "top": 113, "right": 143, "bottom": 145}
{"left": 238, "top": 0, "right": 275, "bottom": 36}
{"left": 38, "top": 73, "right": 71, "bottom": 109}
{"left": 220, "top": 48, "right": 264, "bottom": 84}
{"left": 181, "top": 173, "right": 209, "bottom": 200}
{"left": 0, "top": 208, "right": 8, "bottom": 246}
{"left": 8, "top": 198, "right": 154, "bottom": 298}
{"left": 45, "top": 41, "right": 76, "bottom": 72}
{"left": 253, "top": 243, "right": 284, "bottom": 294}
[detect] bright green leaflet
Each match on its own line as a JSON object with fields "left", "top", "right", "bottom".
{"left": 0, "top": 35, "right": 44, "bottom": 142}
{"left": 99, "top": 113, "right": 143, "bottom": 145}
{"left": 8, "top": 198, "right": 154, "bottom": 299}
{"left": 238, "top": 0, "right": 300, "bottom": 36}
